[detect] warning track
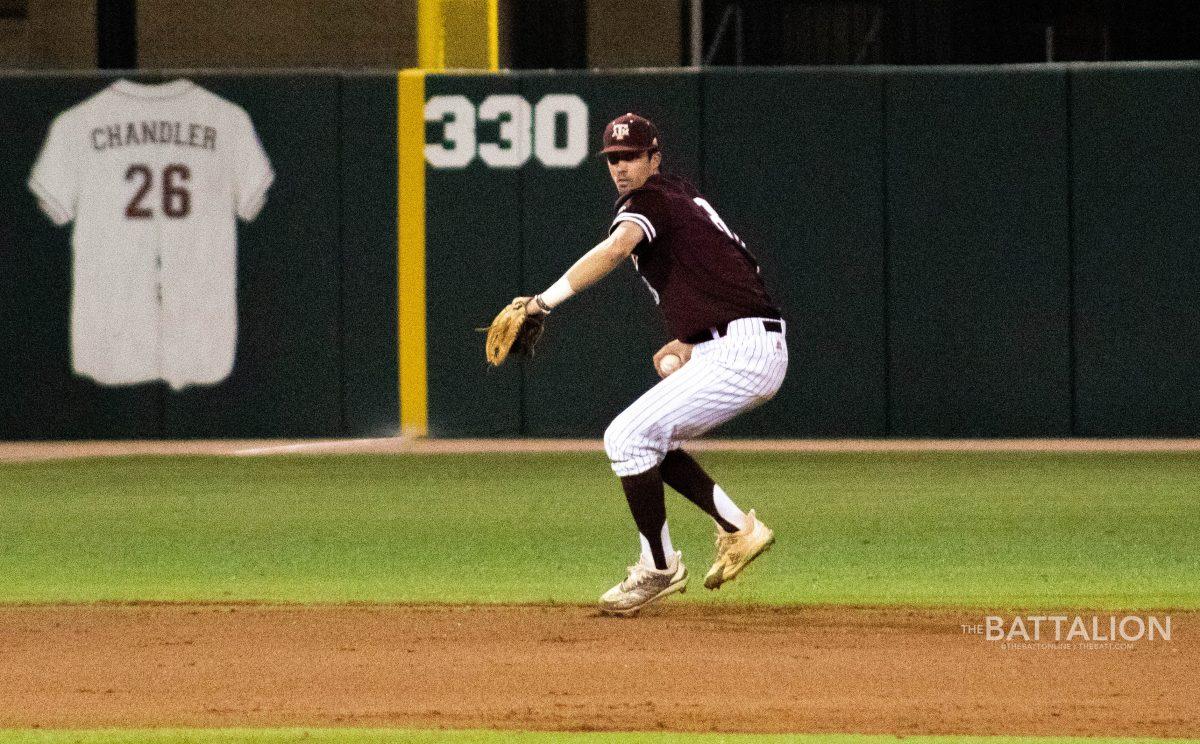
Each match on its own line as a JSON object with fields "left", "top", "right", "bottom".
{"left": 3, "top": 436, "right": 1200, "bottom": 462}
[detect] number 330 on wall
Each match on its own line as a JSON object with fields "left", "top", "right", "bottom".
{"left": 424, "top": 94, "right": 588, "bottom": 169}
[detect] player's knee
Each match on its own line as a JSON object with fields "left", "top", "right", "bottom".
{"left": 605, "top": 416, "right": 667, "bottom": 469}
{"left": 603, "top": 419, "right": 629, "bottom": 463}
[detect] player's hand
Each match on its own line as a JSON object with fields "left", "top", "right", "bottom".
{"left": 653, "top": 339, "right": 693, "bottom": 378}
{"left": 519, "top": 296, "right": 548, "bottom": 317}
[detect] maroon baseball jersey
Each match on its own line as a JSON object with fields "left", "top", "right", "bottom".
{"left": 609, "top": 173, "right": 781, "bottom": 341}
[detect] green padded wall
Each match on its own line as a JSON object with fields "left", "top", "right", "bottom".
{"left": 341, "top": 73, "right": 400, "bottom": 436}
{"left": 0, "top": 73, "right": 356, "bottom": 439}
{"left": 702, "top": 68, "right": 887, "bottom": 436}
{"left": 7, "top": 65, "right": 1200, "bottom": 440}
{"left": 163, "top": 74, "right": 343, "bottom": 437}
{"left": 423, "top": 73, "right": 524, "bottom": 437}
{"left": 0, "top": 75, "right": 164, "bottom": 439}
{"left": 885, "top": 67, "right": 1072, "bottom": 436}
{"left": 1071, "top": 64, "right": 1200, "bottom": 436}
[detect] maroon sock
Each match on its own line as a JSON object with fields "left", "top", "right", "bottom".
{"left": 660, "top": 449, "right": 738, "bottom": 533}
{"left": 618, "top": 467, "right": 669, "bottom": 569}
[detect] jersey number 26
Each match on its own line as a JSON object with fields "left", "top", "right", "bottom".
{"left": 125, "top": 163, "right": 191, "bottom": 219}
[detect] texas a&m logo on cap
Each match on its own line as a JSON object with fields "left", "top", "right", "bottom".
{"left": 601, "top": 113, "right": 660, "bottom": 154}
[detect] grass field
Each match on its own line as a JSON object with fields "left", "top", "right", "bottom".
{"left": 0, "top": 451, "right": 1196, "bottom": 608}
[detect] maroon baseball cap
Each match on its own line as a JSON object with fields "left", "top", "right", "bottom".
{"left": 600, "top": 112, "right": 660, "bottom": 154}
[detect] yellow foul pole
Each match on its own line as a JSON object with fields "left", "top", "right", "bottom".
{"left": 397, "top": 69, "right": 428, "bottom": 436}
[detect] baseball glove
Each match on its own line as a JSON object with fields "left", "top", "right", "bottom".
{"left": 483, "top": 297, "right": 545, "bottom": 366}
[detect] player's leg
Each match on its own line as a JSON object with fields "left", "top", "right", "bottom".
{"left": 619, "top": 466, "right": 674, "bottom": 570}
{"left": 660, "top": 446, "right": 775, "bottom": 589}
{"left": 598, "top": 356, "right": 731, "bottom": 615}
{"left": 603, "top": 343, "right": 751, "bottom": 477}
{"left": 599, "top": 326, "right": 787, "bottom": 610}
{"left": 660, "top": 448, "right": 746, "bottom": 532}
{"left": 652, "top": 325, "right": 788, "bottom": 589}
{"left": 598, "top": 464, "right": 688, "bottom": 616}
{"left": 603, "top": 351, "right": 732, "bottom": 566}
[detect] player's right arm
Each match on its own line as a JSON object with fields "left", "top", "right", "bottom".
{"left": 524, "top": 221, "right": 643, "bottom": 316}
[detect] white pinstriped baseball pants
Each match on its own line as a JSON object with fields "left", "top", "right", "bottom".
{"left": 604, "top": 318, "right": 789, "bottom": 477}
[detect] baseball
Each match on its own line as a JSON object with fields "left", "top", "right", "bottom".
{"left": 659, "top": 353, "right": 682, "bottom": 376}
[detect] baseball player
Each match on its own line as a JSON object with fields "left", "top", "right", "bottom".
{"left": 516, "top": 113, "right": 788, "bottom": 615}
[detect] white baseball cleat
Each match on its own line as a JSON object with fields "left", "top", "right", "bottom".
{"left": 704, "top": 508, "right": 775, "bottom": 590}
{"left": 598, "top": 550, "right": 688, "bottom": 616}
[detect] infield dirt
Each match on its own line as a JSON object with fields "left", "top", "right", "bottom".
{"left": 0, "top": 604, "right": 1194, "bottom": 737}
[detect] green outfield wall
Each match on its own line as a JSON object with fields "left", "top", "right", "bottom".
{"left": 884, "top": 67, "right": 1072, "bottom": 437}
{"left": 701, "top": 69, "right": 886, "bottom": 437}
{"left": 0, "top": 71, "right": 397, "bottom": 439}
{"left": 421, "top": 63, "right": 1200, "bottom": 438}
{"left": 2, "top": 64, "right": 1199, "bottom": 439}
{"left": 1071, "top": 64, "right": 1200, "bottom": 436}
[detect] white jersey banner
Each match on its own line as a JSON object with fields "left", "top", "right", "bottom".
{"left": 28, "top": 78, "right": 274, "bottom": 391}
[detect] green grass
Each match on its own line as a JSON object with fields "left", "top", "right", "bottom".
{"left": 0, "top": 732, "right": 1195, "bottom": 744}
{"left": 0, "top": 452, "right": 1196, "bottom": 607}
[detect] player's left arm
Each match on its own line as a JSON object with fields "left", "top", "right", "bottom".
{"left": 522, "top": 221, "right": 643, "bottom": 316}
